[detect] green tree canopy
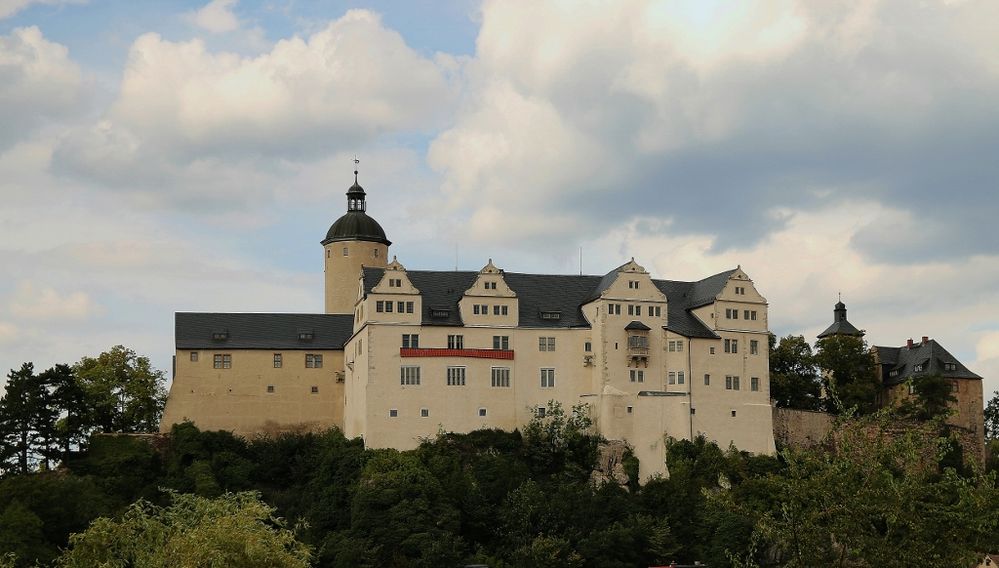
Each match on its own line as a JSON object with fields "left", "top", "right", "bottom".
{"left": 985, "top": 390, "right": 999, "bottom": 440}
{"left": 57, "top": 491, "right": 311, "bottom": 568}
{"left": 814, "top": 334, "right": 880, "bottom": 414}
{"left": 73, "top": 345, "right": 167, "bottom": 433}
{"left": 768, "top": 334, "right": 822, "bottom": 410}
{"left": 901, "top": 374, "right": 957, "bottom": 421}
{"left": 0, "top": 363, "right": 59, "bottom": 475}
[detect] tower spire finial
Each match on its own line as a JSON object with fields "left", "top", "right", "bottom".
{"left": 353, "top": 155, "right": 359, "bottom": 183}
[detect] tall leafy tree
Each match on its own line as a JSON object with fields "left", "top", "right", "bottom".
{"left": 814, "top": 334, "right": 880, "bottom": 414}
{"left": 73, "top": 345, "right": 167, "bottom": 433}
{"left": 769, "top": 334, "right": 822, "bottom": 410}
{"left": 902, "top": 374, "right": 957, "bottom": 421}
{"left": 43, "top": 364, "right": 90, "bottom": 454}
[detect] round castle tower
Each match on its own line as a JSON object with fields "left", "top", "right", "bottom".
{"left": 322, "top": 171, "right": 391, "bottom": 314}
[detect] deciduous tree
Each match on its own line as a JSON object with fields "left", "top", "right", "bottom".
{"left": 814, "top": 335, "right": 880, "bottom": 414}
{"left": 73, "top": 345, "right": 167, "bottom": 433}
{"left": 769, "top": 334, "right": 822, "bottom": 410}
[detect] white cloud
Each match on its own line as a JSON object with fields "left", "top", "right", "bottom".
{"left": 0, "top": 322, "right": 16, "bottom": 343}
{"left": 0, "top": 0, "right": 83, "bottom": 20}
{"left": 54, "top": 9, "right": 454, "bottom": 201}
{"left": 427, "top": 0, "right": 999, "bottom": 255}
{"left": 8, "top": 281, "right": 100, "bottom": 320}
{"left": 0, "top": 26, "right": 83, "bottom": 149}
{"left": 188, "top": 0, "right": 240, "bottom": 34}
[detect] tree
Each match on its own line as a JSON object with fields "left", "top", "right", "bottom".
{"left": 0, "top": 364, "right": 59, "bottom": 475}
{"left": 985, "top": 390, "right": 999, "bottom": 440}
{"left": 813, "top": 334, "right": 880, "bottom": 414}
{"left": 57, "top": 491, "right": 311, "bottom": 567}
{"left": 723, "top": 411, "right": 999, "bottom": 567}
{"left": 902, "top": 374, "right": 957, "bottom": 421}
{"left": 769, "top": 334, "right": 822, "bottom": 410}
{"left": 73, "top": 345, "right": 167, "bottom": 433}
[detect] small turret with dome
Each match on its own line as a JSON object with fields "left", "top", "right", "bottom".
{"left": 322, "top": 162, "right": 390, "bottom": 314}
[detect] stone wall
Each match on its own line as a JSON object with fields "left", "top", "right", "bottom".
{"left": 772, "top": 407, "right": 835, "bottom": 450}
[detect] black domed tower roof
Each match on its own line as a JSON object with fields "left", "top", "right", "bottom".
{"left": 321, "top": 173, "right": 391, "bottom": 246}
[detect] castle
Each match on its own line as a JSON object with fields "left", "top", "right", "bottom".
{"left": 161, "top": 173, "right": 777, "bottom": 478}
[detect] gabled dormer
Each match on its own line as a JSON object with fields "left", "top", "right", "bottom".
{"left": 365, "top": 256, "right": 421, "bottom": 324}
{"left": 583, "top": 258, "right": 667, "bottom": 325}
{"left": 459, "top": 259, "right": 518, "bottom": 326}
{"left": 694, "top": 266, "right": 768, "bottom": 331}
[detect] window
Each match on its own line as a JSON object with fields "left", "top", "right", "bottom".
{"left": 735, "top": 286, "right": 744, "bottom": 295}
{"left": 704, "top": 374, "right": 711, "bottom": 386}
{"left": 342, "top": 247, "right": 348, "bottom": 256}
{"left": 890, "top": 369, "right": 899, "bottom": 378}
{"left": 213, "top": 354, "right": 231, "bottom": 369}
{"left": 473, "top": 305, "right": 480, "bottom": 315}
{"left": 584, "top": 341, "right": 592, "bottom": 352}
{"left": 447, "top": 366, "right": 466, "bottom": 386}
{"left": 537, "top": 406, "right": 546, "bottom": 418}
{"left": 668, "top": 340, "right": 684, "bottom": 352}
{"left": 627, "top": 406, "right": 633, "bottom": 414}
{"left": 540, "top": 368, "right": 555, "bottom": 388}
{"left": 430, "top": 308, "right": 450, "bottom": 319}
{"left": 493, "top": 336, "right": 509, "bottom": 350}
{"left": 273, "top": 353, "right": 282, "bottom": 368}
{"left": 298, "top": 331, "right": 313, "bottom": 340}
{"left": 951, "top": 381, "right": 959, "bottom": 393}
{"left": 447, "top": 335, "right": 464, "bottom": 349}
{"left": 400, "top": 366, "right": 421, "bottom": 386}
{"left": 944, "top": 362, "right": 957, "bottom": 371}
{"left": 726, "top": 375, "right": 741, "bottom": 390}
{"left": 724, "top": 339, "right": 738, "bottom": 354}
{"left": 479, "top": 408, "right": 487, "bottom": 417}
{"left": 485, "top": 281, "right": 497, "bottom": 290}
{"left": 628, "top": 305, "right": 635, "bottom": 316}
{"left": 491, "top": 367, "right": 511, "bottom": 388}
{"left": 493, "top": 305, "right": 500, "bottom": 315}
{"left": 384, "top": 301, "right": 393, "bottom": 313}
{"left": 913, "top": 363, "right": 924, "bottom": 372}
{"left": 402, "top": 334, "right": 420, "bottom": 349}
{"left": 311, "top": 386, "right": 319, "bottom": 394}
{"left": 630, "top": 370, "right": 644, "bottom": 383}
{"left": 629, "top": 280, "right": 639, "bottom": 289}
{"left": 668, "top": 371, "right": 676, "bottom": 385}
{"left": 376, "top": 301, "right": 384, "bottom": 313}
{"left": 539, "top": 337, "right": 555, "bottom": 352}
{"left": 389, "top": 409, "right": 398, "bottom": 417}
{"left": 540, "top": 311, "right": 561, "bottom": 320}
{"left": 750, "top": 340, "right": 759, "bottom": 355}
{"left": 628, "top": 335, "right": 649, "bottom": 349}
{"left": 609, "top": 303, "right": 621, "bottom": 315}
{"left": 678, "top": 371, "right": 685, "bottom": 384}
{"left": 710, "top": 347, "right": 716, "bottom": 355}
{"left": 750, "top": 310, "right": 758, "bottom": 321}
{"left": 397, "top": 301, "right": 405, "bottom": 313}
{"left": 212, "top": 331, "right": 228, "bottom": 340}
{"left": 655, "top": 306, "right": 662, "bottom": 317}
{"left": 751, "top": 377, "right": 760, "bottom": 391}
{"left": 480, "top": 304, "right": 488, "bottom": 314}
{"left": 306, "top": 354, "right": 323, "bottom": 368}
{"left": 406, "top": 301, "right": 414, "bottom": 314}
{"left": 190, "top": 351, "right": 199, "bottom": 362}
{"left": 374, "top": 249, "right": 379, "bottom": 258}
{"left": 648, "top": 305, "right": 662, "bottom": 317}
{"left": 267, "top": 385, "right": 274, "bottom": 393}
{"left": 731, "top": 410, "right": 737, "bottom": 417}
{"left": 421, "top": 408, "right": 430, "bottom": 418}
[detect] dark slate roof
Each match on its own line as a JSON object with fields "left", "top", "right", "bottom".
{"left": 817, "top": 319, "right": 863, "bottom": 338}
{"left": 625, "top": 320, "right": 651, "bottom": 331}
{"left": 873, "top": 339, "right": 982, "bottom": 386}
{"left": 322, "top": 211, "right": 391, "bottom": 246}
{"left": 362, "top": 267, "right": 735, "bottom": 338}
{"left": 176, "top": 313, "right": 354, "bottom": 350}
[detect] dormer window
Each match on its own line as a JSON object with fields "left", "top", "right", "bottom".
{"left": 212, "top": 331, "right": 228, "bottom": 341}
{"left": 889, "top": 369, "right": 899, "bottom": 377}
{"left": 540, "top": 311, "right": 561, "bottom": 320}
{"left": 944, "top": 362, "right": 957, "bottom": 372}
{"left": 429, "top": 308, "right": 450, "bottom": 319}
{"left": 913, "top": 363, "right": 924, "bottom": 373}
{"left": 298, "top": 331, "right": 314, "bottom": 341}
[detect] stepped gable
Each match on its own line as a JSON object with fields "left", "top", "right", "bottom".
{"left": 176, "top": 312, "right": 354, "bottom": 350}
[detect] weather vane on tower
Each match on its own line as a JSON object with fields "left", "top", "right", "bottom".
{"left": 354, "top": 155, "right": 359, "bottom": 183}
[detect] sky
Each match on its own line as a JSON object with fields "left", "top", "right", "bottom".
{"left": 1, "top": 0, "right": 998, "bottom": 402}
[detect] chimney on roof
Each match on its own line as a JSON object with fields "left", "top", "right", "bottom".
{"left": 906, "top": 338, "right": 914, "bottom": 348}
{"left": 921, "top": 336, "right": 929, "bottom": 344}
